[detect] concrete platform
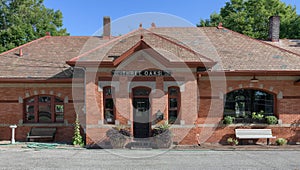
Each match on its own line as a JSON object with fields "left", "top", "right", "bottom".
{"left": 1, "top": 141, "right": 300, "bottom": 151}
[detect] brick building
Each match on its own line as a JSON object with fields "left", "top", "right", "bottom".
{"left": 0, "top": 16, "right": 299, "bottom": 146}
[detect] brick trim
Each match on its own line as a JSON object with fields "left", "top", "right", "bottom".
{"left": 0, "top": 100, "right": 19, "bottom": 103}
{"left": 283, "top": 96, "right": 300, "bottom": 99}
{"left": 199, "top": 96, "right": 219, "bottom": 99}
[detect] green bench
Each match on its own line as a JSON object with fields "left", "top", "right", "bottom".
{"left": 27, "top": 127, "right": 57, "bottom": 142}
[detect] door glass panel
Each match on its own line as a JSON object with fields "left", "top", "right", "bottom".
{"left": 105, "top": 99, "right": 114, "bottom": 109}
{"left": 27, "top": 98, "right": 35, "bottom": 103}
{"left": 168, "top": 110, "right": 178, "bottom": 124}
{"left": 55, "top": 113, "right": 64, "bottom": 122}
{"left": 104, "top": 88, "right": 112, "bottom": 96}
{"left": 26, "top": 105, "right": 34, "bottom": 113}
{"left": 55, "top": 105, "right": 64, "bottom": 112}
{"left": 55, "top": 97, "right": 63, "bottom": 103}
{"left": 26, "top": 113, "right": 35, "bottom": 122}
{"left": 39, "top": 104, "right": 51, "bottom": 122}
{"left": 104, "top": 110, "right": 114, "bottom": 123}
{"left": 133, "top": 88, "right": 150, "bottom": 96}
{"left": 169, "top": 98, "right": 178, "bottom": 109}
{"left": 39, "top": 96, "right": 51, "bottom": 103}
{"left": 169, "top": 88, "right": 179, "bottom": 96}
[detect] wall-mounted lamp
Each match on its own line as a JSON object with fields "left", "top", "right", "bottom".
{"left": 250, "top": 75, "right": 259, "bottom": 83}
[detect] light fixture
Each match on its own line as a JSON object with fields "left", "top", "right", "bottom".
{"left": 250, "top": 75, "right": 259, "bottom": 83}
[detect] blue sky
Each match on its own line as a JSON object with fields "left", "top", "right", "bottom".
{"left": 44, "top": 0, "right": 300, "bottom": 36}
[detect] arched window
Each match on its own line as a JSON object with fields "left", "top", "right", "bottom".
{"left": 168, "top": 87, "right": 180, "bottom": 124}
{"left": 224, "top": 89, "right": 275, "bottom": 118}
{"left": 24, "top": 95, "right": 64, "bottom": 123}
{"left": 103, "top": 86, "right": 115, "bottom": 124}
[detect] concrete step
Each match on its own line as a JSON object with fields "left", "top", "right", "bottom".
{"left": 129, "top": 139, "right": 153, "bottom": 149}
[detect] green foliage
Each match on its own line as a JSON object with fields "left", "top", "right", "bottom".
{"left": 72, "top": 114, "right": 84, "bottom": 147}
{"left": 223, "top": 116, "right": 235, "bottom": 124}
{"left": 252, "top": 111, "right": 264, "bottom": 120}
{"left": 227, "top": 137, "right": 239, "bottom": 145}
{"left": 276, "top": 138, "right": 287, "bottom": 145}
{"left": 265, "top": 116, "right": 278, "bottom": 124}
{"left": 198, "top": 0, "right": 300, "bottom": 39}
{"left": 0, "top": 0, "right": 69, "bottom": 53}
{"left": 152, "top": 122, "right": 171, "bottom": 136}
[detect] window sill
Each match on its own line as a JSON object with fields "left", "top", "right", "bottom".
{"left": 221, "top": 123, "right": 280, "bottom": 127}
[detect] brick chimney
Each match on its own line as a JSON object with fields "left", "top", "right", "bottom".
{"left": 103, "top": 16, "right": 111, "bottom": 39}
{"left": 269, "top": 16, "right": 280, "bottom": 42}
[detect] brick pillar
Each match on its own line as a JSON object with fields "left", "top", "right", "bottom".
{"left": 115, "top": 77, "right": 131, "bottom": 125}
{"left": 85, "top": 71, "right": 101, "bottom": 126}
{"left": 269, "top": 16, "right": 280, "bottom": 42}
{"left": 103, "top": 16, "right": 111, "bottom": 39}
{"left": 152, "top": 77, "right": 166, "bottom": 123}
{"left": 180, "top": 79, "right": 198, "bottom": 125}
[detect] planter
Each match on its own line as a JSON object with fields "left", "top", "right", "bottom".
{"left": 151, "top": 122, "right": 172, "bottom": 148}
{"left": 109, "top": 138, "right": 127, "bottom": 148}
{"left": 152, "top": 131, "right": 172, "bottom": 148}
{"left": 106, "top": 127, "right": 131, "bottom": 149}
{"left": 251, "top": 118, "right": 267, "bottom": 124}
{"left": 234, "top": 118, "right": 267, "bottom": 124}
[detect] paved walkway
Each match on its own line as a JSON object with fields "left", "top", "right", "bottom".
{"left": 0, "top": 146, "right": 299, "bottom": 170}
{"left": 1, "top": 140, "right": 300, "bottom": 151}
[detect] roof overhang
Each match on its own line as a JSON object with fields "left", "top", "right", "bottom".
{"left": 199, "top": 70, "right": 300, "bottom": 76}
{"left": 0, "top": 78, "right": 79, "bottom": 83}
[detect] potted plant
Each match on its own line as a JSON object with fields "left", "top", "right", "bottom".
{"left": 227, "top": 137, "right": 239, "bottom": 146}
{"left": 152, "top": 122, "right": 172, "bottom": 148}
{"left": 106, "top": 125, "right": 131, "bottom": 148}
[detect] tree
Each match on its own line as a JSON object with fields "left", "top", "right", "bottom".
{"left": 197, "top": 0, "right": 300, "bottom": 39}
{"left": 0, "top": 0, "right": 68, "bottom": 53}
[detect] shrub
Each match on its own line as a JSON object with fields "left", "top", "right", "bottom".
{"left": 227, "top": 137, "right": 239, "bottom": 145}
{"left": 152, "top": 122, "right": 171, "bottom": 136}
{"left": 223, "top": 116, "right": 234, "bottom": 124}
{"left": 72, "top": 114, "right": 84, "bottom": 147}
{"left": 276, "top": 138, "right": 287, "bottom": 145}
{"left": 252, "top": 112, "right": 264, "bottom": 120}
{"left": 265, "top": 116, "right": 278, "bottom": 125}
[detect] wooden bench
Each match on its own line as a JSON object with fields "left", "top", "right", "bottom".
{"left": 27, "top": 128, "right": 57, "bottom": 142}
{"left": 235, "top": 129, "right": 276, "bottom": 145}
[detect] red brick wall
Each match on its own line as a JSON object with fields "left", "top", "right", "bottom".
{"left": 84, "top": 75, "right": 300, "bottom": 146}
{"left": 1, "top": 74, "right": 299, "bottom": 146}
{"left": 178, "top": 126, "right": 300, "bottom": 145}
{"left": 0, "top": 84, "right": 78, "bottom": 143}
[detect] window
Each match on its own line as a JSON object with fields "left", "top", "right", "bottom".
{"left": 103, "top": 86, "right": 115, "bottom": 124}
{"left": 168, "top": 87, "right": 180, "bottom": 124}
{"left": 224, "top": 89, "right": 275, "bottom": 119}
{"left": 24, "top": 95, "right": 64, "bottom": 123}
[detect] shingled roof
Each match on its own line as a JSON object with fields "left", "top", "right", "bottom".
{"left": 150, "top": 27, "right": 300, "bottom": 71}
{"left": 1, "top": 26, "right": 300, "bottom": 79}
{"left": 0, "top": 36, "right": 108, "bottom": 78}
{"left": 68, "top": 28, "right": 215, "bottom": 67}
